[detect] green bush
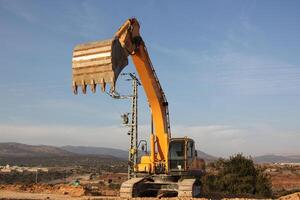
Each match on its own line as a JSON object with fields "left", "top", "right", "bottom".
{"left": 202, "top": 154, "right": 272, "bottom": 198}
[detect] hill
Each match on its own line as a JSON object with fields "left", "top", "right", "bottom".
{"left": 61, "top": 145, "right": 128, "bottom": 159}
{"left": 0, "top": 142, "right": 218, "bottom": 162}
{"left": 0, "top": 143, "right": 126, "bottom": 170}
{"left": 254, "top": 154, "right": 300, "bottom": 163}
{"left": 62, "top": 145, "right": 217, "bottom": 162}
{"left": 0, "top": 142, "right": 75, "bottom": 157}
{"left": 197, "top": 150, "right": 218, "bottom": 162}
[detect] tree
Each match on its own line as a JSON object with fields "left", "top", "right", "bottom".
{"left": 202, "top": 154, "right": 272, "bottom": 198}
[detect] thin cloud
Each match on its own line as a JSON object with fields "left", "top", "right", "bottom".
{"left": 0, "top": 123, "right": 129, "bottom": 150}
{"left": 1, "top": 123, "right": 299, "bottom": 157}
{"left": 0, "top": 1, "right": 108, "bottom": 38}
{"left": 0, "top": 1, "right": 38, "bottom": 23}
{"left": 150, "top": 19, "right": 300, "bottom": 96}
{"left": 171, "top": 124, "right": 300, "bottom": 157}
{"left": 216, "top": 53, "right": 300, "bottom": 95}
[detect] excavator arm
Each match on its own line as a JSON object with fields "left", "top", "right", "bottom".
{"left": 72, "top": 18, "right": 171, "bottom": 173}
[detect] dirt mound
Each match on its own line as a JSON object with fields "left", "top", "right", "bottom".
{"left": 55, "top": 184, "right": 85, "bottom": 197}
{"left": 279, "top": 192, "right": 300, "bottom": 200}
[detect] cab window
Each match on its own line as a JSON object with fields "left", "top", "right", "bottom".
{"left": 169, "top": 141, "right": 185, "bottom": 170}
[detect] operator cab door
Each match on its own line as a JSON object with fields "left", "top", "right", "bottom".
{"left": 169, "top": 138, "right": 195, "bottom": 172}
{"left": 169, "top": 140, "right": 185, "bottom": 171}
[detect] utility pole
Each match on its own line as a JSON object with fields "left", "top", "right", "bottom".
{"left": 108, "top": 73, "right": 140, "bottom": 179}
{"left": 128, "top": 73, "right": 139, "bottom": 179}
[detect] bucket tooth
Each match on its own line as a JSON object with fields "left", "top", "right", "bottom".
{"left": 109, "top": 77, "right": 115, "bottom": 92}
{"left": 110, "top": 84, "right": 115, "bottom": 93}
{"left": 101, "top": 82, "right": 106, "bottom": 92}
{"left": 91, "top": 80, "right": 96, "bottom": 93}
{"left": 81, "top": 81, "right": 87, "bottom": 94}
{"left": 72, "top": 81, "right": 78, "bottom": 95}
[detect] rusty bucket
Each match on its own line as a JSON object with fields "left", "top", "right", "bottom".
{"left": 72, "top": 38, "right": 128, "bottom": 94}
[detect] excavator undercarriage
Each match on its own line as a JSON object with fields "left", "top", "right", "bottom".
{"left": 120, "top": 176, "right": 201, "bottom": 198}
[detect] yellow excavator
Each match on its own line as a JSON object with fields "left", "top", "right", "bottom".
{"left": 72, "top": 18, "right": 205, "bottom": 198}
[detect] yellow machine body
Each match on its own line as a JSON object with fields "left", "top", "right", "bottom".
{"left": 72, "top": 18, "right": 204, "bottom": 198}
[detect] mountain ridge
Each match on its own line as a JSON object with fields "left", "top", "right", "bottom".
{"left": 0, "top": 142, "right": 75, "bottom": 157}
{"left": 254, "top": 154, "right": 300, "bottom": 163}
{"left": 1, "top": 143, "right": 299, "bottom": 163}
{"left": 61, "top": 145, "right": 128, "bottom": 159}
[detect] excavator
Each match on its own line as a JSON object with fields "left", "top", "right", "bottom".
{"left": 72, "top": 18, "right": 205, "bottom": 198}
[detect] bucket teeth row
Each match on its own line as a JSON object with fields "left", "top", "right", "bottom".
{"left": 72, "top": 38, "right": 128, "bottom": 95}
{"left": 72, "top": 81, "right": 113, "bottom": 95}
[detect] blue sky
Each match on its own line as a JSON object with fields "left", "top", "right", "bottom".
{"left": 0, "top": 0, "right": 300, "bottom": 157}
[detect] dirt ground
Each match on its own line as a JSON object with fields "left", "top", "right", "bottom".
{"left": 0, "top": 184, "right": 86, "bottom": 197}
{"left": 1, "top": 187, "right": 300, "bottom": 200}
{"left": 0, "top": 190, "right": 276, "bottom": 200}
{"left": 271, "top": 173, "right": 300, "bottom": 191}
{"left": 0, "top": 190, "right": 98, "bottom": 200}
{"left": 0, "top": 184, "right": 270, "bottom": 200}
{"left": 1, "top": 165, "right": 300, "bottom": 200}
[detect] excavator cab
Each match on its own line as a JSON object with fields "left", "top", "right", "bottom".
{"left": 169, "top": 138, "right": 198, "bottom": 173}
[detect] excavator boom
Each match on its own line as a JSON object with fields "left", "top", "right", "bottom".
{"left": 72, "top": 18, "right": 170, "bottom": 173}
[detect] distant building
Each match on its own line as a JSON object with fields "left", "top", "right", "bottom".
{"left": 276, "top": 163, "right": 300, "bottom": 166}
{"left": 0, "top": 165, "right": 48, "bottom": 173}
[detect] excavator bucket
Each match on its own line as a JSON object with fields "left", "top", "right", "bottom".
{"left": 72, "top": 38, "right": 128, "bottom": 94}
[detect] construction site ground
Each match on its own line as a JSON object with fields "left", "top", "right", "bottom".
{"left": 1, "top": 183, "right": 300, "bottom": 200}
{"left": 1, "top": 190, "right": 300, "bottom": 200}
{"left": 1, "top": 164, "right": 299, "bottom": 200}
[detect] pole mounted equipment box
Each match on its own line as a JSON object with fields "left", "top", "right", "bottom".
{"left": 72, "top": 38, "right": 128, "bottom": 94}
